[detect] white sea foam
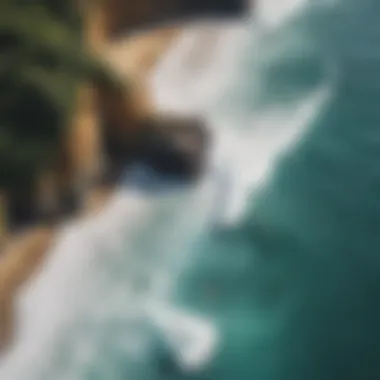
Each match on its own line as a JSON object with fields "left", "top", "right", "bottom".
{"left": 0, "top": 0, "right": 319, "bottom": 378}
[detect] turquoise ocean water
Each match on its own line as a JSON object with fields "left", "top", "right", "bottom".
{"left": 171, "top": 1, "right": 380, "bottom": 379}
{"left": 2, "top": 0, "right": 380, "bottom": 379}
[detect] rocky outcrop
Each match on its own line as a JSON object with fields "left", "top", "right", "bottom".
{"left": 137, "top": 114, "right": 210, "bottom": 181}
{"left": 0, "top": 0, "right": 247, "bottom": 353}
{"left": 53, "top": 0, "right": 249, "bottom": 212}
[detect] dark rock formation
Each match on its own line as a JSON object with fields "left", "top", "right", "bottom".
{"left": 102, "top": 114, "right": 210, "bottom": 184}
{"left": 138, "top": 114, "right": 210, "bottom": 181}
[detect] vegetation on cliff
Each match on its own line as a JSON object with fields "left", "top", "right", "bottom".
{"left": 0, "top": 0, "right": 123, "bottom": 226}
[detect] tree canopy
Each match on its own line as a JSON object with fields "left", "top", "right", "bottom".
{"left": 0, "top": 0, "right": 122, "bottom": 196}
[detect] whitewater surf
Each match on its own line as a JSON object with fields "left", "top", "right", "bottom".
{"left": 0, "top": 0, "right": 330, "bottom": 378}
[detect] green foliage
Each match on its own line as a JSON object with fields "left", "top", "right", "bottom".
{"left": 0, "top": 0, "right": 124, "bottom": 195}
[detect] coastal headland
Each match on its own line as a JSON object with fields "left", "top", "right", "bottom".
{"left": 0, "top": 0, "right": 247, "bottom": 353}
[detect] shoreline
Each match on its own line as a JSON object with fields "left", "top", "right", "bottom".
{"left": 0, "top": 26, "right": 183, "bottom": 353}
{"left": 0, "top": 20, "right": 240, "bottom": 355}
